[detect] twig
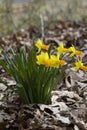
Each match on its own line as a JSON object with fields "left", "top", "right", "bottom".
{"left": 40, "top": 14, "right": 45, "bottom": 42}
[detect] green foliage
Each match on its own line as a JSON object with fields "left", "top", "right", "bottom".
{"left": 0, "top": 46, "right": 66, "bottom": 104}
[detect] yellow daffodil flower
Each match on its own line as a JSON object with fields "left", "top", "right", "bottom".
{"left": 36, "top": 52, "right": 51, "bottom": 67}
{"left": 50, "top": 55, "right": 66, "bottom": 68}
{"left": 57, "top": 42, "right": 69, "bottom": 58}
{"left": 36, "top": 53, "right": 66, "bottom": 68}
{"left": 35, "top": 39, "right": 49, "bottom": 53}
{"left": 74, "top": 60, "right": 87, "bottom": 71}
{"left": 69, "top": 45, "right": 82, "bottom": 57}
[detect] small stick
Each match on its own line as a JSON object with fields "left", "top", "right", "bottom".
{"left": 40, "top": 14, "right": 45, "bottom": 42}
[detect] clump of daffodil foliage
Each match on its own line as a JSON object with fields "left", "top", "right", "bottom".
{"left": 0, "top": 39, "right": 87, "bottom": 104}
